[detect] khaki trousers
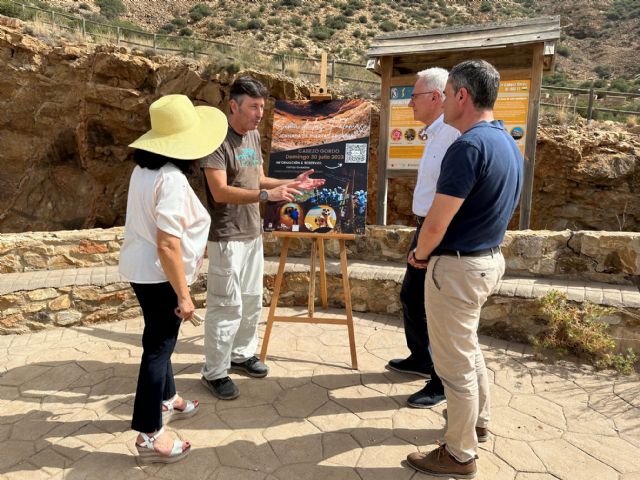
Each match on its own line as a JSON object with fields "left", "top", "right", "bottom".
{"left": 202, "top": 237, "right": 264, "bottom": 381}
{"left": 425, "top": 252, "right": 505, "bottom": 462}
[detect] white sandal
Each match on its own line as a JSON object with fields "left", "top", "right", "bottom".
{"left": 162, "top": 393, "right": 199, "bottom": 424}
{"left": 135, "top": 427, "right": 190, "bottom": 464}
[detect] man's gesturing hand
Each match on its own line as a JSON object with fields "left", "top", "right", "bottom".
{"left": 295, "top": 169, "right": 326, "bottom": 190}
{"left": 267, "top": 183, "right": 303, "bottom": 202}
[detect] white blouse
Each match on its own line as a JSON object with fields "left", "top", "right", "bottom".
{"left": 119, "top": 164, "right": 211, "bottom": 285}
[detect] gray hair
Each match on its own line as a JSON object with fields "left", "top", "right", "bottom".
{"left": 448, "top": 60, "right": 500, "bottom": 109}
{"left": 416, "top": 67, "right": 449, "bottom": 94}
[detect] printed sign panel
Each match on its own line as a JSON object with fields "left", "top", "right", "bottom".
{"left": 494, "top": 79, "right": 530, "bottom": 155}
{"left": 387, "top": 79, "right": 531, "bottom": 170}
{"left": 264, "top": 99, "right": 371, "bottom": 235}
{"left": 387, "top": 86, "right": 425, "bottom": 170}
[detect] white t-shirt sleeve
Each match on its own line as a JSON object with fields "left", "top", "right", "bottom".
{"left": 155, "top": 169, "right": 188, "bottom": 238}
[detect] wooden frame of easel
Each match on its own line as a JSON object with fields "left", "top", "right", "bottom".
{"left": 259, "top": 231, "right": 358, "bottom": 369}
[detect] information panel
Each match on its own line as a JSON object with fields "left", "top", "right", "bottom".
{"left": 387, "top": 85, "right": 425, "bottom": 170}
{"left": 264, "top": 99, "right": 371, "bottom": 235}
{"left": 494, "top": 79, "right": 530, "bottom": 155}
{"left": 386, "top": 79, "right": 530, "bottom": 170}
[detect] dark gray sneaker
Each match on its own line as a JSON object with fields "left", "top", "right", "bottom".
{"left": 201, "top": 376, "right": 239, "bottom": 400}
{"left": 230, "top": 356, "right": 269, "bottom": 378}
{"left": 387, "top": 357, "right": 431, "bottom": 378}
{"left": 407, "top": 382, "right": 446, "bottom": 408}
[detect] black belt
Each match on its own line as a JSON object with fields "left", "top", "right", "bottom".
{"left": 432, "top": 246, "right": 500, "bottom": 257}
{"left": 416, "top": 215, "right": 425, "bottom": 226}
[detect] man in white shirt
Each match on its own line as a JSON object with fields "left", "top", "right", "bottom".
{"left": 387, "top": 68, "right": 460, "bottom": 408}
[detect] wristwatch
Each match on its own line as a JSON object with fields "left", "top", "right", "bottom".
{"left": 258, "top": 190, "right": 269, "bottom": 202}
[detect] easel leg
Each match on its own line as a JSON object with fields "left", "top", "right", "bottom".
{"left": 260, "top": 237, "right": 290, "bottom": 363}
{"left": 308, "top": 239, "right": 317, "bottom": 318}
{"left": 318, "top": 238, "right": 328, "bottom": 310}
{"left": 339, "top": 239, "right": 358, "bottom": 370}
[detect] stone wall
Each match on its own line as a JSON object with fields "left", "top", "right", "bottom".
{"left": 2, "top": 226, "right": 640, "bottom": 285}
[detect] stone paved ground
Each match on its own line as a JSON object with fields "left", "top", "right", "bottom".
{"left": 1, "top": 307, "right": 639, "bottom": 480}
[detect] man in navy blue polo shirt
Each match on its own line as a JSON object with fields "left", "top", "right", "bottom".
{"left": 406, "top": 60, "right": 523, "bottom": 479}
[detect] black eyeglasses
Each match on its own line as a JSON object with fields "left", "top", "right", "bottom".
{"left": 410, "top": 90, "right": 438, "bottom": 100}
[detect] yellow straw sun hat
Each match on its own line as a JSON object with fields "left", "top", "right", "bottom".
{"left": 129, "top": 94, "right": 228, "bottom": 160}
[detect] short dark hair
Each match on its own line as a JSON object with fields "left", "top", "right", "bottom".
{"left": 133, "top": 149, "right": 197, "bottom": 175}
{"left": 230, "top": 76, "right": 268, "bottom": 104}
{"left": 449, "top": 60, "right": 500, "bottom": 110}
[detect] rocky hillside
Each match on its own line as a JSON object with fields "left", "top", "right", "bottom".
{"left": 36, "top": 0, "right": 640, "bottom": 82}
{"left": 1, "top": 18, "right": 639, "bottom": 235}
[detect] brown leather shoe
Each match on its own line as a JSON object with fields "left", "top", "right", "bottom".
{"left": 407, "top": 445, "right": 477, "bottom": 479}
{"left": 443, "top": 408, "right": 489, "bottom": 443}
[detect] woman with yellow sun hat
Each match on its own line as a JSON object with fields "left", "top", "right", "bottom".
{"left": 119, "top": 94, "right": 227, "bottom": 463}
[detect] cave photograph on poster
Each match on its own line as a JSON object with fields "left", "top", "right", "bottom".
{"left": 264, "top": 99, "right": 371, "bottom": 235}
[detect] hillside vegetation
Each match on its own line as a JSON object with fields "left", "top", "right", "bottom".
{"left": 10, "top": 0, "right": 640, "bottom": 87}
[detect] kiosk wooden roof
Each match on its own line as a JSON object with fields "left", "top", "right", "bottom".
{"left": 366, "top": 16, "right": 561, "bottom": 229}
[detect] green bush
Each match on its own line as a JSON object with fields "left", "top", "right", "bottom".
{"left": 311, "top": 26, "right": 334, "bottom": 40}
{"left": 280, "top": 0, "right": 302, "bottom": 6}
{"left": 246, "top": 19, "right": 264, "bottom": 30}
{"left": 171, "top": 17, "right": 188, "bottom": 28}
{"left": 159, "top": 23, "right": 176, "bottom": 34}
{"left": 291, "top": 38, "right": 305, "bottom": 48}
{"left": 536, "top": 291, "right": 637, "bottom": 374}
{"left": 379, "top": 20, "right": 396, "bottom": 32}
{"left": 480, "top": 1, "right": 492, "bottom": 12}
{"left": 358, "top": 14, "right": 367, "bottom": 23}
{"left": 609, "top": 78, "right": 631, "bottom": 92}
{"left": 96, "top": 0, "right": 126, "bottom": 20}
{"left": 557, "top": 44, "right": 571, "bottom": 57}
{"left": 179, "top": 27, "right": 193, "bottom": 37}
{"left": 595, "top": 65, "right": 613, "bottom": 79}
{"left": 268, "top": 17, "right": 283, "bottom": 26}
{"left": 290, "top": 15, "right": 303, "bottom": 26}
{"left": 189, "top": 4, "right": 213, "bottom": 22}
{"left": 325, "top": 16, "right": 348, "bottom": 30}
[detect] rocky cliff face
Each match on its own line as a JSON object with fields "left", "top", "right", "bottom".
{"left": 0, "top": 18, "right": 316, "bottom": 233}
{"left": 1, "top": 19, "right": 638, "bottom": 233}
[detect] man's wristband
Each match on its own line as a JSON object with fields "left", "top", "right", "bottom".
{"left": 411, "top": 249, "right": 429, "bottom": 264}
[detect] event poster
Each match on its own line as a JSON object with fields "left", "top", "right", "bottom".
{"left": 264, "top": 99, "right": 371, "bottom": 235}
{"left": 387, "top": 79, "right": 530, "bottom": 170}
{"left": 387, "top": 85, "right": 425, "bottom": 170}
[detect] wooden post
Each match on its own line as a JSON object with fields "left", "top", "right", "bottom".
{"left": 259, "top": 236, "right": 290, "bottom": 363}
{"left": 281, "top": 55, "right": 286, "bottom": 73}
{"left": 587, "top": 87, "right": 595, "bottom": 122}
{"left": 308, "top": 240, "right": 317, "bottom": 318}
{"left": 153, "top": 33, "right": 157, "bottom": 52}
{"left": 116, "top": 26, "right": 120, "bottom": 45}
{"left": 376, "top": 56, "right": 393, "bottom": 225}
{"left": 330, "top": 59, "right": 335, "bottom": 83}
{"left": 82, "top": 18, "right": 86, "bottom": 38}
{"left": 318, "top": 238, "right": 328, "bottom": 310}
{"left": 339, "top": 239, "right": 358, "bottom": 370}
{"left": 518, "top": 42, "right": 544, "bottom": 230}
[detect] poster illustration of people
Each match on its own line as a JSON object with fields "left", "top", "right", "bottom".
{"left": 264, "top": 99, "right": 371, "bottom": 235}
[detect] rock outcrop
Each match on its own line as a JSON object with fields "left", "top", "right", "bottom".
{"left": 0, "top": 19, "right": 638, "bottom": 233}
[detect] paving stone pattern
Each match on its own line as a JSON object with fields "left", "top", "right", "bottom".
{"left": 0, "top": 307, "right": 638, "bottom": 479}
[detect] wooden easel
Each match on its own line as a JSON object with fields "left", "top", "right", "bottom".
{"left": 259, "top": 231, "right": 358, "bottom": 369}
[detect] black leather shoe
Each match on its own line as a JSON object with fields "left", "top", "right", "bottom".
{"left": 407, "top": 382, "right": 446, "bottom": 408}
{"left": 230, "top": 356, "right": 269, "bottom": 378}
{"left": 387, "top": 357, "right": 431, "bottom": 378}
{"left": 201, "top": 376, "right": 239, "bottom": 400}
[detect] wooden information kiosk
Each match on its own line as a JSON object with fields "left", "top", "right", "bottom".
{"left": 366, "top": 16, "right": 561, "bottom": 229}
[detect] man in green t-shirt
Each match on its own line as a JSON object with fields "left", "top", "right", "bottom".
{"left": 200, "top": 77, "right": 324, "bottom": 400}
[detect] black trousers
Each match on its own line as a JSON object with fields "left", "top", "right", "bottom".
{"left": 400, "top": 223, "right": 444, "bottom": 393}
{"left": 130, "top": 282, "right": 181, "bottom": 433}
